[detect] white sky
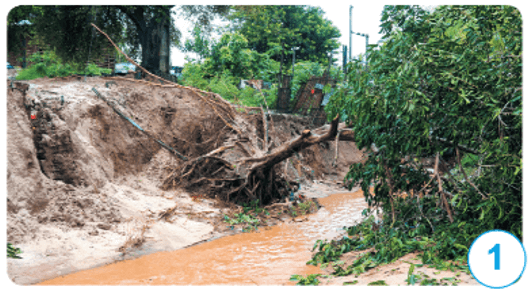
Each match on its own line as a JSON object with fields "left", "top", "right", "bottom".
{"left": 171, "top": 3, "right": 386, "bottom": 67}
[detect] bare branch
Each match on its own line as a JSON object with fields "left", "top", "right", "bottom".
{"left": 435, "top": 153, "right": 453, "bottom": 223}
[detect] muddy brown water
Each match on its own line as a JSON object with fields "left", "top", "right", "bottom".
{"left": 38, "top": 190, "right": 367, "bottom": 285}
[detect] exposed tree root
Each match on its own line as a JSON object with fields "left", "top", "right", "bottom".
{"left": 91, "top": 23, "right": 362, "bottom": 206}
{"left": 162, "top": 115, "right": 357, "bottom": 205}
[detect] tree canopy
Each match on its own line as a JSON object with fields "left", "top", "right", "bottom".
{"left": 7, "top": 5, "right": 230, "bottom": 72}
{"left": 227, "top": 5, "right": 341, "bottom": 65}
{"left": 8, "top": 6, "right": 125, "bottom": 64}
{"left": 327, "top": 5, "right": 522, "bottom": 240}
{"left": 7, "top": 6, "right": 43, "bottom": 55}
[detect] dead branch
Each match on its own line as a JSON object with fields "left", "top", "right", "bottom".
{"left": 382, "top": 162, "right": 396, "bottom": 225}
{"left": 435, "top": 153, "right": 453, "bottom": 223}
{"left": 243, "top": 114, "right": 341, "bottom": 172}
{"left": 252, "top": 81, "right": 275, "bottom": 144}
{"left": 161, "top": 114, "right": 359, "bottom": 205}
{"left": 331, "top": 128, "right": 355, "bottom": 167}
{"left": 235, "top": 141, "right": 253, "bottom": 157}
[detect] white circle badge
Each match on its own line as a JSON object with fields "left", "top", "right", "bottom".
{"left": 468, "top": 230, "right": 526, "bottom": 289}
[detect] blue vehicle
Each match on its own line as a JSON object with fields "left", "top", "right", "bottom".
{"left": 114, "top": 62, "right": 136, "bottom": 75}
{"left": 170, "top": 66, "right": 183, "bottom": 78}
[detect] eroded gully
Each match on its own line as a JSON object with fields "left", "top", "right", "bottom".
{"left": 38, "top": 189, "right": 367, "bottom": 285}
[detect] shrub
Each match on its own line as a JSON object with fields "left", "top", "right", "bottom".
{"left": 16, "top": 50, "right": 111, "bottom": 80}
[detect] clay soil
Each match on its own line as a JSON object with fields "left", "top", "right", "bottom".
{"left": 6, "top": 74, "right": 364, "bottom": 285}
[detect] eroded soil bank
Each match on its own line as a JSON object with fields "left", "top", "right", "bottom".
{"left": 38, "top": 189, "right": 367, "bottom": 285}
{"left": 6, "top": 75, "right": 364, "bottom": 285}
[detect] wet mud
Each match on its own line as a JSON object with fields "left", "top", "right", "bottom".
{"left": 39, "top": 190, "right": 367, "bottom": 285}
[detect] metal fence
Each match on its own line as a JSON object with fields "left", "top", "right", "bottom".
{"left": 275, "top": 75, "right": 335, "bottom": 127}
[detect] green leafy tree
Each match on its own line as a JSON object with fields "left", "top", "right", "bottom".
{"left": 327, "top": 6, "right": 521, "bottom": 238}
{"left": 23, "top": 6, "right": 126, "bottom": 66}
{"left": 228, "top": 5, "right": 341, "bottom": 65}
{"left": 182, "top": 32, "right": 278, "bottom": 81}
{"left": 180, "top": 32, "right": 279, "bottom": 107}
{"left": 182, "top": 25, "right": 213, "bottom": 60}
{"left": 8, "top": 5, "right": 230, "bottom": 73}
{"left": 206, "top": 33, "right": 278, "bottom": 80}
{"left": 7, "top": 6, "right": 44, "bottom": 56}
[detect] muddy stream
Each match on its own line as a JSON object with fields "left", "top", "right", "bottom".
{"left": 38, "top": 190, "right": 366, "bottom": 285}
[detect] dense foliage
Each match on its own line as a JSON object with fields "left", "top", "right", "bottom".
{"left": 180, "top": 31, "right": 344, "bottom": 109}
{"left": 7, "top": 6, "right": 43, "bottom": 55}
{"left": 300, "top": 7, "right": 523, "bottom": 284}
{"left": 8, "top": 6, "right": 126, "bottom": 65}
{"left": 228, "top": 5, "right": 341, "bottom": 65}
{"left": 327, "top": 5, "right": 521, "bottom": 238}
{"left": 179, "top": 32, "right": 279, "bottom": 107}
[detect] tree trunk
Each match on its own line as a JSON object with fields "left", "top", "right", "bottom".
{"left": 120, "top": 6, "right": 171, "bottom": 74}
{"left": 139, "top": 30, "right": 160, "bottom": 73}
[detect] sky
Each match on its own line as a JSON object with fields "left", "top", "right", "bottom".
{"left": 170, "top": 3, "right": 387, "bottom": 67}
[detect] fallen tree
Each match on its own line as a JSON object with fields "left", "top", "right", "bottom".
{"left": 162, "top": 115, "right": 355, "bottom": 204}
{"left": 91, "top": 23, "right": 358, "bottom": 205}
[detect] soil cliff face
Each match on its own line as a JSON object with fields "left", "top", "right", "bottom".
{"left": 6, "top": 76, "right": 364, "bottom": 245}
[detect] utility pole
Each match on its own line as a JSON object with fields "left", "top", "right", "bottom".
{"left": 365, "top": 33, "right": 369, "bottom": 71}
{"left": 291, "top": 46, "right": 299, "bottom": 75}
{"left": 352, "top": 31, "right": 369, "bottom": 70}
{"left": 349, "top": 5, "right": 353, "bottom": 63}
{"left": 342, "top": 45, "right": 348, "bottom": 75}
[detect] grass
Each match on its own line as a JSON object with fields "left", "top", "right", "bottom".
{"left": 16, "top": 51, "right": 112, "bottom": 81}
{"left": 289, "top": 274, "right": 323, "bottom": 285}
{"left": 368, "top": 280, "right": 388, "bottom": 286}
{"left": 296, "top": 199, "right": 316, "bottom": 215}
{"left": 223, "top": 212, "right": 260, "bottom": 232}
{"left": 7, "top": 243, "right": 22, "bottom": 259}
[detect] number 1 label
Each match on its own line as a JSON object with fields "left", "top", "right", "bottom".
{"left": 488, "top": 243, "right": 500, "bottom": 270}
{"left": 468, "top": 230, "right": 526, "bottom": 288}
